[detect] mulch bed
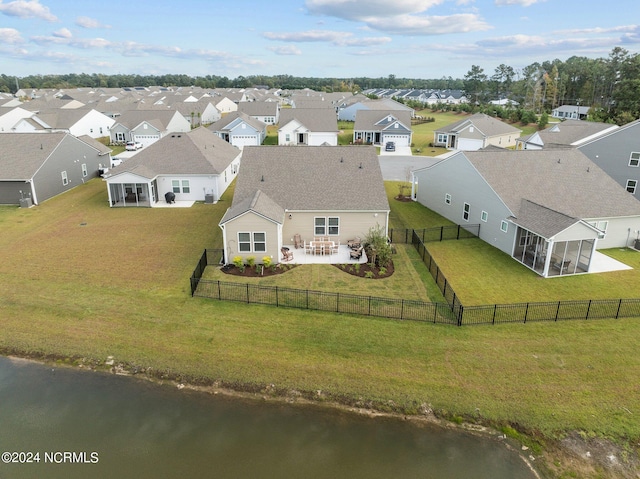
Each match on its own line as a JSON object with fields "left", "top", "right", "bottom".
{"left": 394, "top": 195, "right": 412, "bottom": 202}
{"left": 220, "top": 263, "right": 297, "bottom": 277}
{"left": 219, "top": 261, "right": 394, "bottom": 279}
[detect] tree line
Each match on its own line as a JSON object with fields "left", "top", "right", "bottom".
{"left": 1, "top": 47, "right": 638, "bottom": 125}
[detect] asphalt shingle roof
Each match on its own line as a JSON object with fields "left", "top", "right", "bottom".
{"left": 108, "top": 127, "right": 240, "bottom": 178}
{"left": 464, "top": 148, "right": 640, "bottom": 219}
{"left": 230, "top": 146, "right": 389, "bottom": 212}
{"left": 0, "top": 132, "right": 67, "bottom": 179}
{"left": 437, "top": 113, "right": 521, "bottom": 137}
{"left": 278, "top": 108, "right": 338, "bottom": 132}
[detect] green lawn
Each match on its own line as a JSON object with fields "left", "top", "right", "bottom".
{"left": 1, "top": 178, "right": 639, "bottom": 478}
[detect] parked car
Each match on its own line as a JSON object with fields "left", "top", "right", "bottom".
{"left": 385, "top": 141, "right": 395, "bottom": 152}
{"left": 126, "top": 141, "right": 143, "bottom": 151}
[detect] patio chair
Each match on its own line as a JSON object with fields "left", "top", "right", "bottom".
{"left": 294, "top": 234, "right": 302, "bottom": 249}
{"left": 330, "top": 242, "right": 339, "bottom": 255}
{"left": 281, "top": 247, "right": 293, "bottom": 262}
{"left": 349, "top": 246, "right": 363, "bottom": 260}
{"left": 347, "top": 237, "right": 361, "bottom": 250}
{"left": 552, "top": 259, "right": 571, "bottom": 273}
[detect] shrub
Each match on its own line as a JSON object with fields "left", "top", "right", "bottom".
{"left": 378, "top": 266, "right": 387, "bottom": 276}
{"left": 232, "top": 256, "right": 243, "bottom": 268}
{"left": 363, "top": 224, "right": 392, "bottom": 267}
{"left": 354, "top": 263, "right": 360, "bottom": 273}
{"left": 246, "top": 256, "right": 256, "bottom": 267}
{"left": 364, "top": 271, "right": 374, "bottom": 278}
{"left": 262, "top": 256, "right": 272, "bottom": 268}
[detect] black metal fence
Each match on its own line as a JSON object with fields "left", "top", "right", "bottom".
{"left": 389, "top": 225, "right": 480, "bottom": 244}
{"left": 193, "top": 280, "right": 458, "bottom": 324}
{"left": 190, "top": 229, "right": 640, "bottom": 325}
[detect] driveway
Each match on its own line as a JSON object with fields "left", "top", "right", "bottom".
{"left": 378, "top": 154, "right": 445, "bottom": 181}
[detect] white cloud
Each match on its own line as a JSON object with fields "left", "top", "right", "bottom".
{"left": 76, "top": 16, "right": 110, "bottom": 29}
{"left": 494, "top": 0, "right": 547, "bottom": 6}
{"left": 0, "top": 0, "right": 57, "bottom": 22}
{"left": 52, "top": 27, "right": 71, "bottom": 39}
{"left": 306, "top": 0, "right": 444, "bottom": 20}
{"left": 0, "top": 27, "right": 23, "bottom": 43}
{"left": 365, "top": 13, "right": 491, "bottom": 35}
{"left": 263, "top": 29, "right": 392, "bottom": 47}
{"left": 268, "top": 45, "right": 302, "bottom": 55}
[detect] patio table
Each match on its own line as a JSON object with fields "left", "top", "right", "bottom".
{"left": 309, "top": 240, "right": 335, "bottom": 255}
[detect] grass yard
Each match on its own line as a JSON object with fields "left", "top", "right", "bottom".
{"left": 1, "top": 178, "right": 639, "bottom": 477}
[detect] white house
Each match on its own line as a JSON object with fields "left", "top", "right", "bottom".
{"left": 278, "top": 108, "right": 338, "bottom": 146}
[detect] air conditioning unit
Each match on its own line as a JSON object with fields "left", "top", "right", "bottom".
{"left": 19, "top": 197, "right": 33, "bottom": 208}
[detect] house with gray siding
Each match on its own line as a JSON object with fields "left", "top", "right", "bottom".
{"left": 238, "top": 101, "right": 280, "bottom": 125}
{"left": 578, "top": 119, "right": 640, "bottom": 202}
{"left": 208, "top": 111, "right": 266, "bottom": 149}
{"left": 104, "top": 127, "right": 240, "bottom": 207}
{"left": 109, "top": 110, "right": 191, "bottom": 147}
{"left": 412, "top": 148, "right": 640, "bottom": 277}
{"left": 219, "top": 146, "right": 389, "bottom": 264}
{"left": 0, "top": 132, "right": 105, "bottom": 205}
{"left": 353, "top": 111, "right": 413, "bottom": 147}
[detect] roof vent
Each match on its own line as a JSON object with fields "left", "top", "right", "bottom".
{"left": 359, "top": 162, "right": 363, "bottom": 169}
{"left": 261, "top": 175, "right": 264, "bottom": 182}
{"left": 340, "top": 157, "right": 344, "bottom": 163}
{"left": 557, "top": 159, "right": 561, "bottom": 163}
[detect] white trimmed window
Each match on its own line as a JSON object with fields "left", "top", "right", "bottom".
{"left": 444, "top": 193, "right": 451, "bottom": 205}
{"left": 626, "top": 179, "right": 637, "bottom": 194}
{"left": 437, "top": 133, "right": 447, "bottom": 144}
{"left": 500, "top": 220, "right": 508, "bottom": 233}
{"left": 238, "top": 232, "right": 266, "bottom": 253}
{"left": 462, "top": 202, "right": 470, "bottom": 221}
{"left": 481, "top": 210, "right": 488, "bottom": 222}
{"left": 82, "top": 163, "right": 88, "bottom": 177}
{"left": 61, "top": 171, "right": 68, "bottom": 186}
{"left": 172, "top": 179, "right": 191, "bottom": 194}
{"left": 588, "top": 220, "right": 609, "bottom": 239}
{"left": 314, "top": 216, "right": 340, "bottom": 236}
{"left": 629, "top": 152, "right": 640, "bottom": 167}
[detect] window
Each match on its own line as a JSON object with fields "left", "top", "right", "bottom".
{"left": 61, "top": 171, "right": 68, "bottom": 186}
{"left": 238, "top": 232, "right": 266, "bottom": 252}
{"left": 253, "top": 232, "right": 266, "bottom": 252}
{"left": 481, "top": 210, "right": 488, "bottom": 222}
{"left": 629, "top": 152, "right": 640, "bottom": 167}
{"left": 328, "top": 217, "right": 339, "bottom": 235}
{"left": 285, "top": 134, "right": 290, "bottom": 142}
{"left": 314, "top": 217, "right": 339, "bottom": 236}
{"left": 626, "top": 179, "right": 637, "bottom": 194}
{"left": 238, "top": 232, "right": 251, "bottom": 252}
{"left": 444, "top": 193, "right": 451, "bottom": 205}
{"left": 437, "top": 133, "right": 447, "bottom": 144}
{"left": 82, "top": 163, "right": 88, "bottom": 177}
{"left": 172, "top": 179, "right": 190, "bottom": 194}
{"left": 500, "top": 220, "right": 508, "bottom": 233}
{"left": 462, "top": 202, "right": 470, "bottom": 221}
{"left": 588, "top": 220, "right": 609, "bottom": 239}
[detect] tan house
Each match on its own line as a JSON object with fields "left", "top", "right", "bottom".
{"left": 219, "top": 146, "right": 390, "bottom": 264}
{"left": 434, "top": 113, "right": 521, "bottom": 151}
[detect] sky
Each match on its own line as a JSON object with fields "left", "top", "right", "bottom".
{"left": 1, "top": 0, "right": 639, "bottom": 81}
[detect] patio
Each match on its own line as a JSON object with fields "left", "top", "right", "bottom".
{"left": 281, "top": 244, "right": 368, "bottom": 265}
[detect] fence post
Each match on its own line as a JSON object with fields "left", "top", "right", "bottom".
{"left": 306, "top": 289, "right": 309, "bottom": 309}
{"left": 492, "top": 304, "right": 497, "bottom": 325}
{"left": 401, "top": 299, "right": 404, "bottom": 320}
{"left": 217, "top": 281, "right": 221, "bottom": 300}
{"left": 443, "top": 279, "right": 448, "bottom": 298}
{"left": 336, "top": 292, "right": 339, "bottom": 312}
{"left": 524, "top": 303, "right": 529, "bottom": 323}
{"left": 457, "top": 224, "right": 461, "bottom": 239}
{"left": 368, "top": 296, "right": 371, "bottom": 316}
{"left": 555, "top": 301, "right": 561, "bottom": 321}
{"left": 585, "top": 299, "right": 592, "bottom": 320}
{"left": 246, "top": 283, "right": 250, "bottom": 303}
{"left": 276, "top": 286, "right": 279, "bottom": 307}
{"left": 457, "top": 305, "right": 463, "bottom": 326}
{"left": 439, "top": 227, "right": 443, "bottom": 242}
{"left": 616, "top": 298, "right": 623, "bottom": 319}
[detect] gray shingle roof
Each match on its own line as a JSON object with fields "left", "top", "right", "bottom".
{"left": 208, "top": 111, "right": 266, "bottom": 132}
{"left": 508, "top": 200, "right": 582, "bottom": 238}
{"left": 354, "top": 110, "right": 412, "bottom": 131}
{"left": 220, "top": 189, "right": 285, "bottom": 225}
{"left": 278, "top": 108, "right": 338, "bottom": 132}
{"left": 108, "top": 127, "right": 240, "bottom": 178}
{"left": 112, "top": 109, "right": 179, "bottom": 130}
{"left": 437, "top": 113, "right": 521, "bottom": 137}
{"left": 464, "top": 148, "right": 640, "bottom": 219}
{"left": 0, "top": 132, "right": 68, "bottom": 179}
{"left": 237, "top": 101, "right": 279, "bottom": 117}
{"left": 230, "top": 146, "right": 389, "bottom": 212}
{"left": 537, "top": 119, "right": 618, "bottom": 147}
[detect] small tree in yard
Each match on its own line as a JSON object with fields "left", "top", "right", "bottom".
{"left": 537, "top": 112, "right": 548, "bottom": 130}
{"left": 363, "top": 225, "right": 392, "bottom": 268}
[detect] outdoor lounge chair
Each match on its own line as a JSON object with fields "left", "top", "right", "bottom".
{"left": 347, "top": 237, "right": 361, "bottom": 249}
{"left": 552, "top": 259, "right": 571, "bottom": 273}
{"left": 281, "top": 247, "right": 293, "bottom": 262}
{"left": 349, "top": 246, "right": 363, "bottom": 260}
{"left": 294, "top": 234, "right": 302, "bottom": 249}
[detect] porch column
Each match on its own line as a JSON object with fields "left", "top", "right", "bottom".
{"left": 542, "top": 239, "right": 553, "bottom": 277}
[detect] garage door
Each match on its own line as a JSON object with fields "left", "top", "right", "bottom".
{"left": 232, "top": 135, "right": 258, "bottom": 148}
{"left": 457, "top": 138, "right": 483, "bottom": 151}
{"left": 382, "top": 134, "right": 409, "bottom": 147}
{"left": 134, "top": 135, "right": 160, "bottom": 148}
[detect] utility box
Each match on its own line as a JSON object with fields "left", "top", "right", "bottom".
{"left": 19, "top": 197, "right": 33, "bottom": 208}
{"left": 204, "top": 194, "right": 215, "bottom": 204}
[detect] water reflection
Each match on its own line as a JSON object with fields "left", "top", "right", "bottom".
{"left": 0, "top": 356, "right": 536, "bottom": 479}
